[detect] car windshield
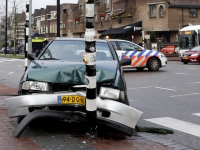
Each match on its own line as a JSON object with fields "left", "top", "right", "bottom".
{"left": 110, "top": 40, "right": 141, "bottom": 51}
{"left": 39, "top": 40, "right": 114, "bottom": 61}
{"left": 191, "top": 46, "right": 200, "bottom": 51}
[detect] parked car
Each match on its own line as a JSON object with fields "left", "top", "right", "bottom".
{"left": 5, "top": 38, "right": 142, "bottom": 137}
{"left": 181, "top": 46, "right": 200, "bottom": 64}
{"left": 11, "top": 48, "right": 20, "bottom": 54}
{"left": 108, "top": 39, "right": 167, "bottom": 71}
{"left": 2, "top": 47, "right": 12, "bottom": 54}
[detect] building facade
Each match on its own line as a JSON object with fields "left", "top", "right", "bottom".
{"left": 32, "top": 0, "right": 200, "bottom": 45}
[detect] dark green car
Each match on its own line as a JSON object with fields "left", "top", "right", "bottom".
{"left": 6, "top": 38, "right": 143, "bottom": 137}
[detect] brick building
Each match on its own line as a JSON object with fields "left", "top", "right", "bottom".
{"left": 33, "top": 0, "right": 200, "bottom": 45}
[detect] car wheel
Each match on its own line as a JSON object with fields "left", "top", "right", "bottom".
{"left": 136, "top": 67, "right": 145, "bottom": 71}
{"left": 147, "top": 58, "right": 160, "bottom": 71}
{"left": 183, "top": 62, "right": 188, "bottom": 64}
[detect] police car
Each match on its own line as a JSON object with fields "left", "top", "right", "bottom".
{"left": 108, "top": 39, "right": 167, "bottom": 71}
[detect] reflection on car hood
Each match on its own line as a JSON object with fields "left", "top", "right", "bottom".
{"left": 27, "top": 60, "right": 118, "bottom": 84}
{"left": 184, "top": 50, "right": 199, "bottom": 54}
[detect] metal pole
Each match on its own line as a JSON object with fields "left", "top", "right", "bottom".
{"left": 83, "top": 0, "right": 97, "bottom": 140}
{"left": 5, "top": 0, "right": 8, "bottom": 55}
{"left": 142, "top": 30, "right": 145, "bottom": 48}
{"left": 28, "top": 0, "right": 32, "bottom": 54}
{"left": 57, "top": 0, "right": 60, "bottom": 37}
{"left": 25, "top": 0, "right": 29, "bottom": 71}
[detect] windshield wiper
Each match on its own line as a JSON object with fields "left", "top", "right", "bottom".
{"left": 40, "top": 58, "right": 59, "bottom": 60}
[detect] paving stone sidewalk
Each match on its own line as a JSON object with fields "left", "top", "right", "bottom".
{"left": 0, "top": 83, "right": 181, "bottom": 150}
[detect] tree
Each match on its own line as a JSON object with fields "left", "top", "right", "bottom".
{"left": 9, "top": 0, "right": 25, "bottom": 55}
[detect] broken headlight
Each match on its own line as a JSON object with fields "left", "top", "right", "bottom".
{"left": 22, "top": 81, "right": 49, "bottom": 91}
{"left": 99, "top": 87, "right": 120, "bottom": 100}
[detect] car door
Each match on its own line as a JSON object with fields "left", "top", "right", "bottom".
{"left": 112, "top": 40, "right": 144, "bottom": 67}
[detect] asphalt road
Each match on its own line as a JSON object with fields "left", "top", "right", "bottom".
{"left": 0, "top": 57, "right": 24, "bottom": 88}
{"left": 0, "top": 57, "right": 199, "bottom": 149}
{"left": 124, "top": 61, "right": 200, "bottom": 150}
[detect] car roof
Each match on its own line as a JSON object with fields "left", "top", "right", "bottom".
{"left": 54, "top": 37, "right": 108, "bottom": 43}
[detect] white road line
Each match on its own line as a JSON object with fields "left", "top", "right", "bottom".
{"left": 17, "top": 65, "right": 22, "bottom": 67}
{"left": 175, "top": 73, "right": 187, "bottom": 75}
{"left": 128, "top": 86, "right": 152, "bottom": 90}
{"left": 8, "top": 72, "right": 14, "bottom": 74}
{"left": 170, "top": 93, "right": 200, "bottom": 97}
{"left": 192, "top": 113, "right": 200, "bottom": 117}
{"left": 0, "top": 61, "right": 3, "bottom": 62}
{"left": 155, "top": 87, "right": 176, "bottom": 91}
{"left": 145, "top": 117, "right": 200, "bottom": 137}
{"left": 186, "top": 82, "right": 200, "bottom": 84}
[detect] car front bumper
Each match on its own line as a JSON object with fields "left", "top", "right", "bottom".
{"left": 160, "top": 56, "right": 167, "bottom": 67}
{"left": 5, "top": 92, "right": 143, "bottom": 130}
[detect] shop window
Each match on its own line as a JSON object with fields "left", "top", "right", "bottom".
{"left": 159, "top": 5, "right": 164, "bottom": 17}
{"left": 150, "top": 5, "right": 156, "bottom": 18}
{"left": 189, "top": 9, "right": 197, "bottom": 17}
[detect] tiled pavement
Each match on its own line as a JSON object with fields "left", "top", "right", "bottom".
{"left": 0, "top": 83, "right": 183, "bottom": 150}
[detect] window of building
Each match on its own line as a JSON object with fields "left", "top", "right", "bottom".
{"left": 106, "top": 0, "right": 109, "bottom": 8}
{"left": 79, "top": 5, "right": 83, "bottom": 12}
{"left": 159, "top": 5, "right": 164, "bottom": 17}
{"left": 150, "top": 5, "right": 156, "bottom": 18}
{"left": 189, "top": 8, "right": 197, "bottom": 17}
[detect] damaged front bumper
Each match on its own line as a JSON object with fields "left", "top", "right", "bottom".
{"left": 5, "top": 92, "right": 143, "bottom": 136}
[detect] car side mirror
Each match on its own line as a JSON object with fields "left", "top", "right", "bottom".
{"left": 28, "top": 53, "right": 36, "bottom": 60}
{"left": 120, "top": 58, "right": 131, "bottom": 66}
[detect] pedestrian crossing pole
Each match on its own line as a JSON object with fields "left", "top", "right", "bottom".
{"left": 25, "top": 0, "right": 29, "bottom": 71}
{"left": 83, "top": 0, "right": 97, "bottom": 140}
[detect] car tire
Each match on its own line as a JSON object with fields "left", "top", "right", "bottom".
{"left": 183, "top": 62, "right": 188, "bottom": 64}
{"left": 147, "top": 58, "right": 160, "bottom": 71}
{"left": 136, "top": 67, "right": 145, "bottom": 71}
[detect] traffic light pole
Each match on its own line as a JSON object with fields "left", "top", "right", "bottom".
{"left": 28, "top": 0, "right": 32, "bottom": 55}
{"left": 83, "top": 0, "right": 97, "bottom": 140}
{"left": 5, "top": 0, "right": 8, "bottom": 55}
{"left": 25, "top": 0, "right": 29, "bottom": 71}
{"left": 57, "top": 0, "right": 60, "bottom": 37}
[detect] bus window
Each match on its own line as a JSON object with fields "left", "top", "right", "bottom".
{"left": 180, "top": 37, "right": 189, "bottom": 49}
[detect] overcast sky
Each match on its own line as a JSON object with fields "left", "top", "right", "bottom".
{"left": 32, "top": 0, "right": 78, "bottom": 11}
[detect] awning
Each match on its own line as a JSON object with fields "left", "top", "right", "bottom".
{"left": 101, "top": 21, "right": 142, "bottom": 35}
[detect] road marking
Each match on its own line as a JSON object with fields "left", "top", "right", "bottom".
{"left": 17, "top": 65, "right": 22, "bottom": 67}
{"left": 0, "top": 61, "right": 3, "bottom": 62}
{"left": 175, "top": 73, "right": 187, "bottom": 75}
{"left": 192, "top": 113, "right": 200, "bottom": 117}
{"left": 170, "top": 93, "right": 200, "bottom": 97}
{"left": 155, "top": 87, "right": 176, "bottom": 91}
{"left": 8, "top": 72, "right": 14, "bottom": 74}
{"left": 186, "top": 82, "right": 200, "bottom": 84}
{"left": 128, "top": 86, "right": 152, "bottom": 90}
{"left": 145, "top": 117, "right": 200, "bottom": 137}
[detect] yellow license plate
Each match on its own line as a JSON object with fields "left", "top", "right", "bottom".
{"left": 58, "top": 95, "right": 86, "bottom": 105}
{"left": 183, "top": 57, "right": 188, "bottom": 60}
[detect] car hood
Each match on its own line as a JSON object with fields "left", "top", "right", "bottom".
{"left": 184, "top": 50, "right": 199, "bottom": 54}
{"left": 27, "top": 60, "right": 118, "bottom": 84}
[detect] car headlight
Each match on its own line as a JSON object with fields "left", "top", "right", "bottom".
{"left": 99, "top": 87, "right": 120, "bottom": 100}
{"left": 191, "top": 53, "right": 198, "bottom": 57}
{"left": 22, "top": 81, "right": 49, "bottom": 91}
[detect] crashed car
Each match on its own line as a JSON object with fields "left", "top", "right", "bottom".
{"left": 5, "top": 38, "right": 142, "bottom": 137}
